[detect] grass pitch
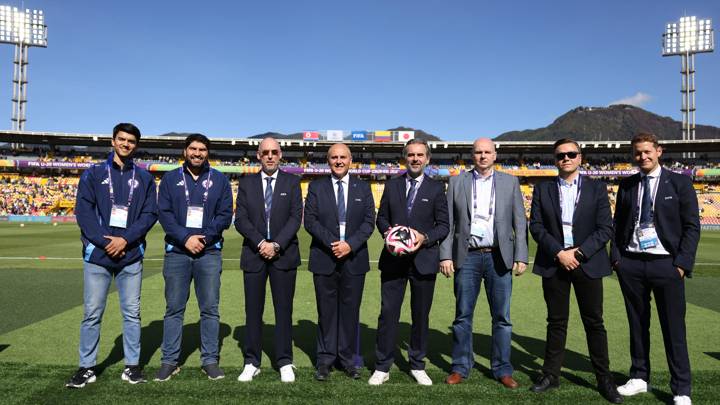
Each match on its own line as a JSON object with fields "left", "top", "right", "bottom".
{"left": 0, "top": 223, "right": 718, "bottom": 404}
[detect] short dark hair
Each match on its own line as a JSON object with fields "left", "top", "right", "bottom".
{"left": 402, "top": 138, "right": 431, "bottom": 158}
{"left": 631, "top": 132, "right": 660, "bottom": 148}
{"left": 112, "top": 123, "right": 141, "bottom": 141}
{"left": 553, "top": 138, "right": 581, "bottom": 153}
{"left": 184, "top": 133, "right": 211, "bottom": 150}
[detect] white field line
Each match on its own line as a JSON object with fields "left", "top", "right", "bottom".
{"left": 0, "top": 256, "right": 718, "bottom": 266}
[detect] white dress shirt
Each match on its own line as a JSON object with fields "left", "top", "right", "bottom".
{"left": 470, "top": 170, "right": 495, "bottom": 247}
{"left": 627, "top": 165, "right": 669, "bottom": 254}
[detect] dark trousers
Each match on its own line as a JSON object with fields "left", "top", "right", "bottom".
{"left": 242, "top": 265, "right": 297, "bottom": 368}
{"left": 374, "top": 265, "right": 436, "bottom": 372}
{"left": 617, "top": 253, "right": 690, "bottom": 396}
{"left": 313, "top": 268, "right": 365, "bottom": 370}
{"left": 541, "top": 267, "right": 611, "bottom": 379}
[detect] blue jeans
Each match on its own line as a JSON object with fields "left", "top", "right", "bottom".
{"left": 161, "top": 250, "right": 222, "bottom": 366}
{"left": 451, "top": 250, "right": 513, "bottom": 378}
{"left": 78, "top": 260, "right": 143, "bottom": 368}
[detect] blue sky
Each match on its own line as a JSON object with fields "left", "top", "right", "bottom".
{"left": 0, "top": 0, "right": 717, "bottom": 140}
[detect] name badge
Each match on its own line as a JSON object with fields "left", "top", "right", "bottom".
{"left": 471, "top": 215, "right": 490, "bottom": 241}
{"left": 637, "top": 226, "right": 659, "bottom": 250}
{"left": 339, "top": 221, "right": 346, "bottom": 241}
{"left": 186, "top": 205, "right": 204, "bottom": 229}
{"left": 562, "top": 223, "right": 574, "bottom": 248}
{"left": 109, "top": 204, "right": 129, "bottom": 228}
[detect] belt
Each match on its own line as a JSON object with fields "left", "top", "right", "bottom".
{"left": 468, "top": 246, "right": 495, "bottom": 253}
{"left": 622, "top": 251, "right": 672, "bottom": 261}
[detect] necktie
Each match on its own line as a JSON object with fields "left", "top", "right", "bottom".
{"left": 265, "top": 177, "right": 273, "bottom": 238}
{"left": 337, "top": 180, "right": 346, "bottom": 223}
{"left": 407, "top": 179, "right": 417, "bottom": 214}
{"left": 639, "top": 175, "right": 652, "bottom": 225}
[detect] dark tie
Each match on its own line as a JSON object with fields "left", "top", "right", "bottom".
{"left": 407, "top": 179, "right": 417, "bottom": 214}
{"left": 337, "top": 180, "right": 346, "bottom": 223}
{"left": 640, "top": 175, "right": 652, "bottom": 225}
{"left": 265, "top": 177, "right": 273, "bottom": 238}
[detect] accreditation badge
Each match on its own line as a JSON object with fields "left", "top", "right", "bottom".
{"left": 562, "top": 223, "right": 574, "bottom": 248}
{"left": 109, "top": 204, "right": 129, "bottom": 229}
{"left": 471, "top": 215, "right": 490, "bottom": 242}
{"left": 186, "top": 205, "right": 204, "bottom": 229}
{"left": 637, "top": 226, "right": 659, "bottom": 250}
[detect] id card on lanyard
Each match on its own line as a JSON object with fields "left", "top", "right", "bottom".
{"left": 182, "top": 168, "right": 211, "bottom": 229}
{"left": 471, "top": 172, "right": 494, "bottom": 242}
{"left": 635, "top": 176, "right": 660, "bottom": 250}
{"left": 558, "top": 175, "right": 581, "bottom": 248}
{"left": 107, "top": 163, "right": 136, "bottom": 229}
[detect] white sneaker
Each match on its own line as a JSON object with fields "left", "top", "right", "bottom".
{"left": 410, "top": 369, "right": 433, "bottom": 386}
{"left": 368, "top": 370, "right": 389, "bottom": 386}
{"left": 279, "top": 364, "right": 296, "bottom": 383}
{"left": 673, "top": 395, "right": 692, "bottom": 405}
{"left": 617, "top": 378, "right": 649, "bottom": 396}
{"left": 237, "top": 364, "right": 260, "bottom": 382}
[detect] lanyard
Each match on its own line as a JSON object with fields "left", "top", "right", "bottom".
{"left": 106, "top": 163, "right": 136, "bottom": 207}
{"left": 634, "top": 174, "right": 660, "bottom": 225}
{"left": 557, "top": 175, "right": 581, "bottom": 225}
{"left": 472, "top": 171, "right": 495, "bottom": 219}
{"left": 181, "top": 167, "right": 211, "bottom": 207}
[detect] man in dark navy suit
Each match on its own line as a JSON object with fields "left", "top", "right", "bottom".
{"left": 529, "top": 138, "right": 622, "bottom": 403}
{"left": 612, "top": 133, "right": 700, "bottom": 405}
{"left": 234, "top": 137, "right": 303, "bottom": 383}
{"left": 304, "top": 143, "right": 376, "bottom": 381}
{"left": 368, "top": 138, "right": 449, "bottom": 386}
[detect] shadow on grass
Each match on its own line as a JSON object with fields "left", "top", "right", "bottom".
{"left": 95, "top": 320, "right": 232, "bottom": 376}
{"left": 706, "top": 352, "right": 720, "bottom": 361}
{"left": 0, "top": 344, "right": 8, "bottom": 353}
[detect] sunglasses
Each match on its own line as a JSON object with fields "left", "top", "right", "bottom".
{"left": 260, "top": 149, "right": 280, "bottom": 156}
{"left": 555, "top": 151, "right": 579, "bottom": 160}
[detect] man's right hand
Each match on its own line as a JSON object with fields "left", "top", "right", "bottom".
{"left": 439, "top": 260, "right": 455, "bottom": 278}
{"left": 258, "top": 240, "right": 277, "bottom": 260}
{"left": 556, "top": 248, "right": 580, "bottom": 271}
{"left": 184, "top": 235, "right": 206, "bottom": 255}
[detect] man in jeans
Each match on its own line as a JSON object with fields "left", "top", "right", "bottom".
{"left": 155, "top": 134, "right": 233, "bottom": 381}
{"left": 66, "top": 123, "right": 158, "bottom": 388}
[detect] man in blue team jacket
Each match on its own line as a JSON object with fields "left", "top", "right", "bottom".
{"left": 155, "top": 134, "right": 233, "bottom": 381}
{"left": 66, "top": 123, "right": 158, "bottom": 389}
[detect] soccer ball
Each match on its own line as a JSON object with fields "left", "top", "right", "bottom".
{"left": 384, "top": 225, "right": 417, "bottom": 256}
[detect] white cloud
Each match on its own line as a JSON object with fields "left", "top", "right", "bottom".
{"left": 609, "top": 92, "right": 652, "bottom": 107}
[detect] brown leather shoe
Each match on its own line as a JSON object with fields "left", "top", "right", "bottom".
{"left": 498, "top": 375, "right": 519, "bottom": 389}
{"left": 445, "top": 372, "right": 464, "bottom": 385}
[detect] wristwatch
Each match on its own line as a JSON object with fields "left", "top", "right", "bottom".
{"left": 272, "top": 242, "right": 280, "bottom": 253}
{"left": 574, "top": 248, "right": 586, "bottom": 262}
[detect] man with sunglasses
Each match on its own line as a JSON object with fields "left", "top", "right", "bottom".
{"left": 155, "top": 134, "right": 234, "bottom": 381}
{"left": 529, "top": 139, "right": 622, "bottom": 403}
{"left": 235, "top": 137, "right": 303, "bottom": 383}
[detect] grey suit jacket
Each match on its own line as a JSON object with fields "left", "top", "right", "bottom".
{"left": 439, "top": 170, "right": 528, "bottom": 270}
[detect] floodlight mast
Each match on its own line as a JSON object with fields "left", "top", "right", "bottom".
{"left": 0, "top": 6, "right": 47, "bottom": 131}
{"left": 662, "top": 16, "right": 714, "bottom": 157}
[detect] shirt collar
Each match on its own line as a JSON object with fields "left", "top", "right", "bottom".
{"left": 106, "top": 151, "right": 134, "bottom": 169}
{"left": 407, "top": 173, "right": 424, "bottom": 184}
{"left": 261, "top": 170, "right": 279, "bottom": 181}
{"left": 642, "top": 165, "right": 662, "bottom": 179}
{"left": 473, "top": 169, "right": 494, "bottom": 181}
{"left": 332, "top": 173, "right": 349, "bottom": 185}
{"left": 558, "top": 176, "right": 578, "bottom": 187}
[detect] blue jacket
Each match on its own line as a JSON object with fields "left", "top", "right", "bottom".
{"left": 75, "top": 153, "right": 158, "bottom": 270}
{"left": 158, "top": 162, "right": 233, "bottom": 254}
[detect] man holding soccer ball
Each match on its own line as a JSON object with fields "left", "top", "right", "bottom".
{"left": 369, "top": 139, "right": 449, "bottom": 386}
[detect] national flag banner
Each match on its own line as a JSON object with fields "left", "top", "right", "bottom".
{"left": 397, "top": 130, "right": 415, "bottom": 142}
{"left": 303, "top": 131, "right": 320, "bottom": 140}
{"left": 326, "top": 130, "right": 344, "bottom": 141}
{"left": 351, "top": 130, "right": 368, "bottom": 141}
{"left": 374, "top": 130, "right": 391, "bottom": 142}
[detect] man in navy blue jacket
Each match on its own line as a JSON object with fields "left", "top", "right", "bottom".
{"left": 66, "top": 123, "right": 158, "bottom": 389}
{"left": 235, "top": 137, "right": 303, "bottom": 383}
{"left": 368, "top": 139, "right": 449, "bottom": 386}
{"left": 304, "top": 143, "right": 376, "bottom": 381}
{"left": 612, "top": 133, "right": 700, "bottom": 405}
{"left": 155, "top": 134, "right": 233, "bottom": 381}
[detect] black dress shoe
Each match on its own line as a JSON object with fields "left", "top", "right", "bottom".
{"left": 598, "top": 379, "right": 623, "bottom": 403}
{"left": 531, "top": 374, "right": 559, "bottom": 393}
{"left": 314, "top": 366, "right": 330, "bottom": 381}
{"left": 344, "top": 367, "right": 361, "bottom": 380}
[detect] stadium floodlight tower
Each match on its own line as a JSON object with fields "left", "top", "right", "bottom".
{"left": 662, "top": 16, "right": 714, "bottom": 150}
{"left": 0, "top": 5, "right": 47, "bottom": 131}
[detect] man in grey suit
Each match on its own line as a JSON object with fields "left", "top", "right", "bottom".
{"left": 440, "top": 137, "right": 528, "bottom": 387}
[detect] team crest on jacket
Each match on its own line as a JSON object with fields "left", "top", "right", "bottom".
{"left": 202, "top": 179, "right": 213, "bottom": 189}
{"left": 128, "top": 179, "right": 140, "bottom": 189}
{"left": 176, "top": 180, "right": 185, "bottom": 187}
{"left": 101, "top": 177, "right": 110, "bottom": 185}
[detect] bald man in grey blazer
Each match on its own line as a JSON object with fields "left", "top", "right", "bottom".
{"left": 440, "top": 138, "right": 528, "bottom": 388}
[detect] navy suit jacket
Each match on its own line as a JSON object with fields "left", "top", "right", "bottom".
{"left": 529, "top": 176, "right": 613, "bottom": 279}
{"left": 611, "top": 168, "right": 700, "bottom": 275}
{"left": 235, "top": 170, "right": 302, "bottom": 272}
{"left": 304, "top": 175, "right": 376, "bottom": 276}
{"left": 376, "top": 175, "right": 450, "bottom": 275}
